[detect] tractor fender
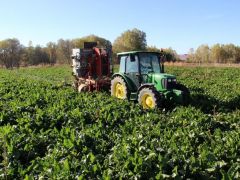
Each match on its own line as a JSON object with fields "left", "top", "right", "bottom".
{"left": 112, "top": 73, "right": 137, "bottom": 92}
{"left": 137, "top": 83, "right": 155, "bottom": 95}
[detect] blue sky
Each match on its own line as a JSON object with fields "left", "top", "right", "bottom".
{"left": 0, "top": 0, "right": 239, "bottom": 54}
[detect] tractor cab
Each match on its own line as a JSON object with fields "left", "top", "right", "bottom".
{"left": 118, "top": 51, "right": 165, "bottom": 87}
{"left": 111, "top": 51, "right": 190, "bottom": 109}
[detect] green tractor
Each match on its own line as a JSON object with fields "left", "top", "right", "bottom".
{"left": 111, "top": 51, "right": 190, "bottom": 109}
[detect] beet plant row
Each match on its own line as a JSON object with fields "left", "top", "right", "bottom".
{"left": 0, "top": 66, "right": 239, "bottom": 179}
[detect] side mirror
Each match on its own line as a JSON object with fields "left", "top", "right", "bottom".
{"left": 160, "top": 54, "right": 166, "bottom": 62}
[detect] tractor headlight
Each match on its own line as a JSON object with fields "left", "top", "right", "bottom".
{"left": 167, "top": 78, "right": 176, "bottom": 83}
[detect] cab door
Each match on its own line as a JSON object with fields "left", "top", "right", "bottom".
{"left": 125, "top": 55, "right": 140, "bottom": 89}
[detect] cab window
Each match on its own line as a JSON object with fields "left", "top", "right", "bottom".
{"left": 139, "top": 53, "right": 160, "bottom": 74}
{"left": 126, "top": 55, "right": 138, "bottom": 73}
{"left": 119, "top": 56, "right": 126, "bottom": 73}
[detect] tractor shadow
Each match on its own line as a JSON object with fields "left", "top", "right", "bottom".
{"left": 188, "top": 87, "right": 240, "bottom": 114}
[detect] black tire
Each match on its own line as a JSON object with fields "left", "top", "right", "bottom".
{"left": 174, "top": 83, "right": 190, "bottom": 104}
{"left": 138, "top": 87, "right": 162, "bottom": 109}
{"left": 111, "top": 76, "right": 129, "bottom": 99}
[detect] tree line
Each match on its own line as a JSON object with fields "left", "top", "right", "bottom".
{"left": 0, "top": 39, "right": 73, "bottom": 68}
{"left": 0, "top": 28, "right": 180, "bottom": 68}
{"left": 1, "top": 28, "right": 239, "bottom": 68}
{"left": 187, "top": 44, "right": 240, "bottom": 64}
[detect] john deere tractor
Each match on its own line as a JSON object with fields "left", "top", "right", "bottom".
{"left": 111, "top": 51, "right": 190, "bottom": 109}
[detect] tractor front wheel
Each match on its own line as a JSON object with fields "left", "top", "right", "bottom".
{"left": 111, "top": 76, "right": 129, "bottom": 99}
{"left": 138, "top": 87, "right": 162, "bottom": 109}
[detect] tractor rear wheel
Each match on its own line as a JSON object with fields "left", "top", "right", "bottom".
{"left": 138, "top": 87, "right": 162, "bottom": 109}
{"left": 111, "top": 76, "right": 129, "bottom": 99}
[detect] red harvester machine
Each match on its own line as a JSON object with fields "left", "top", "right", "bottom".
{"left": 71, "top": 42, "right": 112, "bottom": 92}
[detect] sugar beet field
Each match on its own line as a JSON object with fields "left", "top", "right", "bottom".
{"left": 0, "top": 65, "right": 240, "bottom": 179}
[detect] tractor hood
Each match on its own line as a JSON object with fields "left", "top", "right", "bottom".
{"left": 154, "top": 73, "right": 176, "bottom": 79}
{"left": 151, "top": 73, "right": 176, "bottom": 81}
{"left": 149, "top": 73, "right": 176, "bottom": 91}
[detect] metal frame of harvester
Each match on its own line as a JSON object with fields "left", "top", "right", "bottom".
{"left": 72, "top": 42, "right": 112, "bottom": 92}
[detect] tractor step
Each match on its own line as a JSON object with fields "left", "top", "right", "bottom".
{"left": 130, "top": 92, "right": 137, "bottom": 101}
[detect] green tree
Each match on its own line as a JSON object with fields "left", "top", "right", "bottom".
{"left": 187, "top": 48, "right": 195, "bottom": 62}
{"left": 56, "top": 39, "right": 73, "bottom": 64}
{"left": 195, "top": 44, "right": 210, "bottom": 63}
{"left": 72, "top": 35, "right": 111, "bottom": 49}
{"left": 46, "top": 42, "right": 57, "bottom": 65}
{"left": 26, "top": 41, "right": 35, "bottom": 65}
{"left": 147, "top": 46, "right": 161, "bottom": 52}
{"left": 235, "top": 46, "right": 240, "bottom": 63}
{"left": 221, "top": 44, "right": 240, "bottom": 63}
{"left": 112, "top": 28, "right": 147, "bottom": 54}
{"left": 19, "top": 48, "right": 29, "bottom": 67}
{"left": 163, "top": 47, "right": 178, "bottom": 62}
{"left": 31, "top": 45, "right": 49, "bottom": 65}
{"left": 210, "top": 44, "right": 224, "bottom": 63}
{"left": 0, "top": 38, "right": 22, "bottom": 68}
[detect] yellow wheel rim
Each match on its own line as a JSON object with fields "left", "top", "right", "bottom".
{"left": 141, "top": 94, "right": 155, "bottom": 109}
{"left": 115, "top": 83, "right": 125, "bottom": 99}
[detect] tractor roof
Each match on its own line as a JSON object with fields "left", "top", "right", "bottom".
{"left": 117, "top": 51, "right": 160, "bottom": 56}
